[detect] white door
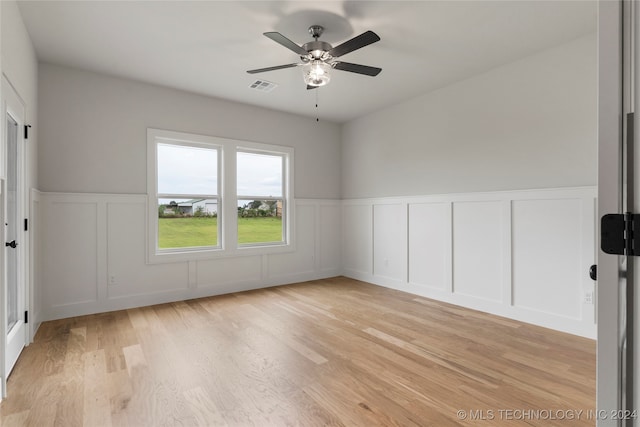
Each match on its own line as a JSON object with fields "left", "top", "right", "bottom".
{"left": 1, "top": 77, "right": 27, "bottom": 395}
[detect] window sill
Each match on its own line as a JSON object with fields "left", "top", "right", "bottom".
{"left": 146, "top": 242, "right": 295, "bottom": 264}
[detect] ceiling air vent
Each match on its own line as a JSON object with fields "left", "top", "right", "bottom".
{"left": 249, "top": 80, "right": 277, "bottom": 92}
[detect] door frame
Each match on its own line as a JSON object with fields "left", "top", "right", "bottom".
{"left": 0, "top": 74, "right": 29, "bottom": 398}
{"left": 596, "top": 0, "right": 640, "bottom": 424}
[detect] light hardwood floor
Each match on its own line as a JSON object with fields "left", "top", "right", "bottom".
{"left": 0, "top": 277, "right": 595, "bottom": 426}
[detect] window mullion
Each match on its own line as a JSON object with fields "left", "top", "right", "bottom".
{"left": 237, "top": 196, "right": 282, "bottom": 201}
{"left": 157, "top": 194, "right": 218, "bottom": 199}
{"left": 223, "top": 144, "right": 238, "bottom": 250}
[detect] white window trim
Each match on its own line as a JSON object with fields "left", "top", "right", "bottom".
{"left": 147, "top": 128, "right": 295, "bottom": 264}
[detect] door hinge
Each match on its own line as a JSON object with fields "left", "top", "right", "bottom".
{"left": 24, "top": 124, "right": 31, "bottom": 140}
{"left": 24, "top": 218, "right": 28, "bottom": 232}
{"left": 24, "top": 311, "right": 28, "bottom": 324}
{"left": 602, "top": 213, "right": 640, "bottom": 255}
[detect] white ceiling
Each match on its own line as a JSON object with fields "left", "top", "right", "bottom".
{"left": 17, "top": 1, "right": 597, "bottom": 123}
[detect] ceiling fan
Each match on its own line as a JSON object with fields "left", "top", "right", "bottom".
{"left": 247, "top": 25, "right": 382, "bottom": 89}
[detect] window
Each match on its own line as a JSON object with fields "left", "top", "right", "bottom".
{"left": 156, "top": 142, "right": 220, "bottom": 250}
{"left": 147, "top": 129, "right": 293, "bottom": 263}
{"left": 237, "top": 150, "right": 285, "bottom": 246}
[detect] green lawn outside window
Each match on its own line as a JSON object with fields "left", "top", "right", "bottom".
{"left": 158, "top": 217, "right": 282, "bottom": 248}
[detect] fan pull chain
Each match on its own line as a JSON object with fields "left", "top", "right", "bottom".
{"left": 316, "top": 89, "right": 319, "bottom": 122}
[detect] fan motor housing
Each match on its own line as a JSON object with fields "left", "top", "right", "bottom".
{"left": 302, "top": 40, "right": 332, "bottom": 59}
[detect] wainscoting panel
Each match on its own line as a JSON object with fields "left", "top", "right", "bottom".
{"left": 452, "top": 201, "right": 504, "bottom": 303}
{"left": 342, "top": 204, "right": 372, "bottom": 276}
{"left": 408, "top": 202, "right": 451, "bottom": 292}
{"left": 319, "top": 204, "right": 342, "bottom": 274}
{"left": 42, "top": 200, "right": 99, "bottom": 308}
{"left": 342, "top": 187, "right": 597, "bottom": 338}
{"left": 107, "top": 201, "right": 189, "bottom": 299}
{"left": 373, "top": 203, "right": 407, "bottom": 284}
{"left": 268, "top": 203, "right": 316, "bottom": 279}
{"left": 511, "top": 198, "right": 583, "bottom": 319}
{"left": 39, "top": 193, "right": 341, "bottom": 320}
{"left": 196, "top": 256, "right": 263, "bottom": 289}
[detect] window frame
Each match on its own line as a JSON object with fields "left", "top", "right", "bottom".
{"left": 147, "top": 128, "right": 294, "bottom": 264}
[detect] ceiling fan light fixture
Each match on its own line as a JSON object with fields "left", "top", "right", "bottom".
{"left": 303, "top": 60, "right": 331, "bottom": 87}
{"left": 248, "top": 26, "right": 381, "bottom": 88}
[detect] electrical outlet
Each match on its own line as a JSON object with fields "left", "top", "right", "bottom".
{"left": 584, "top": 291, "right": 594, "bottom": 304}
{"left": 109, "top": 275, "right": 117, "bottom": 285}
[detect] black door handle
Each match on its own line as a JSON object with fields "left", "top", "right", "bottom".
{"left": 589, "top": 264, "right": 597, "bottom": 281}
{"left": 5, "top": 240, "right": 17, "bottom": 248}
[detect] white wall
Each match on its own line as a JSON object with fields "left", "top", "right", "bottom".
{"left": 341, "top": 34, "right": 597, "bottom": 198}
{"left": 340, "top": 34, "right": 597, "bottom": 338}
{"left": 36, "top": 65, "right": 343, "bottom": 321}
{"left": 38, "top": 63, "right": 341, "bottom": 198}
{"left": 1, "top": 0, "right": 39, "bottom": 340}
{"left": 343, "top": 187, "right": 596, "bottom": 338}
{"left": 1, "top": 1, "right": 38, "bottom": 191}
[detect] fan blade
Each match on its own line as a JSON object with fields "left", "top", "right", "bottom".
{"left": 306, "top": 85, "right": 319, "bottom": 90}
{"left": 264, "top": 32, "right": 308, "bottom": 56}
{"left": 328, "top": 31, "right": 380, "bottom": 58}
{"left": 247, "top": 63, "right": 300, "bottom": 74}
{"left": 333, "top": 61, "right": 382, "bottom": 76}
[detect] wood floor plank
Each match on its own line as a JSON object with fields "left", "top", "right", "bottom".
{"left": 0, "top": 277, "right": 595, "bottom": 426}
{"left": 83, "top": 349, "right": 112, "bottom": 427}
{"left": 184, "top": 386, "right": 229, "bottom": 427}
{"left": 122, "top": 344, "right": 147, "bottom": 379}
{"left": 53, "top": 325, "right": 86, "bottom": 426}
{"left": 236, "top": 302, "right": 329, "bottom": 365}
{"left": 107, "top": 368, "right": 133, "bottom": 426}
{"left": 22, "top": 374, "right": 61, "bottom": 427}
{"left": 2, "top": 410, "right": 29, "bottom": 427}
